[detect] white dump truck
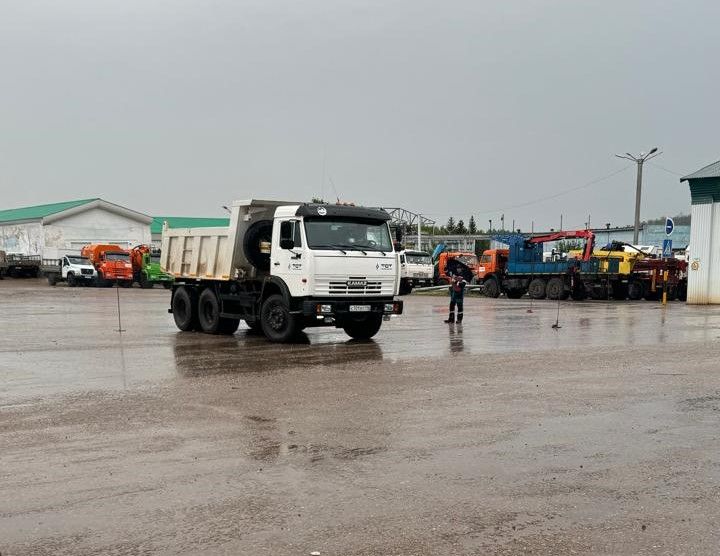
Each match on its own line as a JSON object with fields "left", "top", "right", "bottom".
{"left": 398, "top": 249, "right": 434, "bottom": 294}
{"left": 161, "top": 200, "right": 403, "bottom": 342}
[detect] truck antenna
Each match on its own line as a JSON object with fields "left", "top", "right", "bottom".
{"left": 328, "top": 175, "right": 341, "bottom": 203}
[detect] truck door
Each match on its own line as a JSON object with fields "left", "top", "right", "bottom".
{"left": 272, "top": 219, "right": 305, "bottom": 295}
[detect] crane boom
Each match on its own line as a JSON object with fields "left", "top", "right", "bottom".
{"left": 527, "top": 230, "right": 596, "bottom": 261}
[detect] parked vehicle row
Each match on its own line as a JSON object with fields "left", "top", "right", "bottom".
{"left": 12, "top": 244, "right": 175, "bottom": 288}
{"left": 473, "top": 231, "right": 687, "bottom": 301}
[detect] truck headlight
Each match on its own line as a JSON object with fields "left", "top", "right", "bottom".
{"left": 316, "top": 304, "right": 333, "bottom": 314}
{"left": 384, "top": 303, "right": 395, "bottom": 312}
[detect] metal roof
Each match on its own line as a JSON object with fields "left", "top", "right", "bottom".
{"left": 681, "top": 160, "right": 720, "bottom": 181}
{"left": 0, "top": 198, "right": 99, "bottom": 223}
{"left": 151, "top": 216, "right": 230, "bottom": 234}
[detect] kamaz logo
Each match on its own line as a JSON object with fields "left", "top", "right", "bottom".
{"left": 347, "top": 280, "right": 367, "bottom": 287}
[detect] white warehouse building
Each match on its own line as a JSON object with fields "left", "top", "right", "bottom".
{"left": 0, "top": 198, "right": 153, "bottom": 259}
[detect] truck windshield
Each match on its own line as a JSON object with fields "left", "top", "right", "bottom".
{"left": 67, "top": 256, "right": 90, "bottom": 265}
{"left": 106, "top": 252, "right": 129, "bottom": 261}
{"left": 150, "top": 255, "right": 161, "bottom": 264}
{"left": 457, "top": 255, "right": 478, "bottom": 267}
{"left": 304, "top": 218, "right": 393, "bottom": 252}
{"left": 406, "top": 253, "right": 431, "bottom": 265}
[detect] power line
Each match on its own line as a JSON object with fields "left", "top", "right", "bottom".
{"left": 421, "top": 164, "right": 633, "bottom": 218}
{"left": 647, "top": 161, "right": 685, "bottom": 177}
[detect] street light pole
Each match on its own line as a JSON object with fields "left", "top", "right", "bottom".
{"left": 615, "top": 147, "right": 661, "bottom": 245}
{"left": 633, "top": 160, "right": 643, "bottom": 244}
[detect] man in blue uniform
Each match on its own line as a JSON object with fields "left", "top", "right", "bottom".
{"left": 444, "top": 273, "right": 467, "bottom": 323}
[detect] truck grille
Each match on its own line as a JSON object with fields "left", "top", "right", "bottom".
{"left": 315, "top": 276, "right": 395, "bottom": 296}
{"left": 81, "top": 269, "right": 94, "bottom": 275}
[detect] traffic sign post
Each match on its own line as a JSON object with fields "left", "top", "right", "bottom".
{"left": 662, "top": 239, "right": 673, "bottom": 258}
{"left": 665, "top": 217, "right": 674, "bottom": 236}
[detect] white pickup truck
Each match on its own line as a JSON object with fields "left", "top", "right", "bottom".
{"left": 41, "top": 255, "right": 97, "bottom": 286}
{"left": 398, "top": 249, "right": 434, "bottom": 294}
{"left": 161, "top": 200, "right": 404, "bottom": 342}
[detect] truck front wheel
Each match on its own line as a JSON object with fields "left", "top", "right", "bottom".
{"left": 260, "top": 294, "right": 299, "bottom": 342}
{"left": 343, "top": 313, "right": 382, "bottom": 340}
{"left": 172, "top": 286, "right": 198, "bottom": 331}
{"left": 483, "top": 276, "right": 500, "bottom": 298}
{"left": 67, "top": 273, "right": 77, "bottom": 287}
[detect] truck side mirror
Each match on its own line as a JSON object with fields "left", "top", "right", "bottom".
{"left": 279, "top": 221, "right": 294, "bottom": 250}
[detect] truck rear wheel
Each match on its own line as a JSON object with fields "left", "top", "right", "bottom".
{"left": 172, "top": 286, "right": 198, "bottom": 331}
{"left": 47, "top": 273, "right": 58, "bottom": 286}
{"left": 198, "top": 288, "right": 226, "bottom": 334}
{"left": 506, "top": 288, "right": 524, "bottom": 299}
{"left": 546, "top": 277, "right": 564, "bottom": 300}
{"left": 627, "top": 281, "right": 644, "bottom": 300}
{"left": 528, "top": 278, "right": 546, "bottom": 299}
{"left": 343, "top": 313, "right": 382, "bottom": 340}
{"left": 483, "top": 276, "right": 500, "bottom": 298}
{"left": 261, "top": 294, "right": 300, "bottom": 342}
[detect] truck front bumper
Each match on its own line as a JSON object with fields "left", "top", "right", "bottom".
{"left": 302, "top": 298, "right": 403, "bottom": 317}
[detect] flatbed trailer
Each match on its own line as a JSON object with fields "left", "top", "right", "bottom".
{"left": 0, "top": 254, "right": 41, "bottom": 278}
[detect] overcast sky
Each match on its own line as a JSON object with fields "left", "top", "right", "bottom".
{"left": 1, "top": 0, "right": 718, "bottom": 230}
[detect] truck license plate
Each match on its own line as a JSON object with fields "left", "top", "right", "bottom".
{"left": 349, "top": 305, "right": 371, "bottom": 312}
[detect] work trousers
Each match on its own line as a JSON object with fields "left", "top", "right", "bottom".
{"left": 448, "top": 296, "right": 464, "bottom": 322}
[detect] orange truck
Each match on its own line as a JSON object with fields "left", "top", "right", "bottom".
{"left": 80, "top": 244, "right": 133, "bottom": 287}
{"left": 435, "top": 251, "right": 479, "bottom": 284}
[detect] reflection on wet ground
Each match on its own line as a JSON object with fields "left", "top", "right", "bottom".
{"left": 2, "top": 280, "right": 720, "bottom": 400}
{"left": 3, "top": 281, "right": 720, "bottom": 554}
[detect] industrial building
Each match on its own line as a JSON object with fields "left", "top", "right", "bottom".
{"left": 0, "top": 199, "right": 153, "bottom": 258}
{"left": 682, "top": 159, "right": 720, "bottom": 304}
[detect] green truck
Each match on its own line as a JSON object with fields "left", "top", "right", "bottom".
{"left": 130, "top": 245, "right": 174, "bottom": 289}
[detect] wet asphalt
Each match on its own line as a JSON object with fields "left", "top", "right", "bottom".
{"left": 1, "top": 279, "right": 720, "bottom": 555}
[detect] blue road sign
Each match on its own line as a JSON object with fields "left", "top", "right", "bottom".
{"left": 665, "top": 217, "right": 674, "bottom": 235}
{"left": 662, "top": 239, "right": 673, "bottom": 257}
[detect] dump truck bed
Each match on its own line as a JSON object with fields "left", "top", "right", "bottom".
{"left": 160, "top": 199, "right": 298, "bottom": 281}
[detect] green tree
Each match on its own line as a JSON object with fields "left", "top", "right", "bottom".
{"left": 446, "top": 217, "right": 456, "bottom": 234}
{"left": 311, "top": 197, "right": 326, "bottom": 203}
{"left": 456, "top": 219, "right": 467, "bottom": 234}
{"left": 468, "top": 215, "right": 477, "bottom": 234}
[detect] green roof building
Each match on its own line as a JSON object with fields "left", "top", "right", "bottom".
{"left": 681, "top": 159, "right": 720, "bottom": 304}
{"left": 0, "top": 199, "right": 152, "bottom": 258}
